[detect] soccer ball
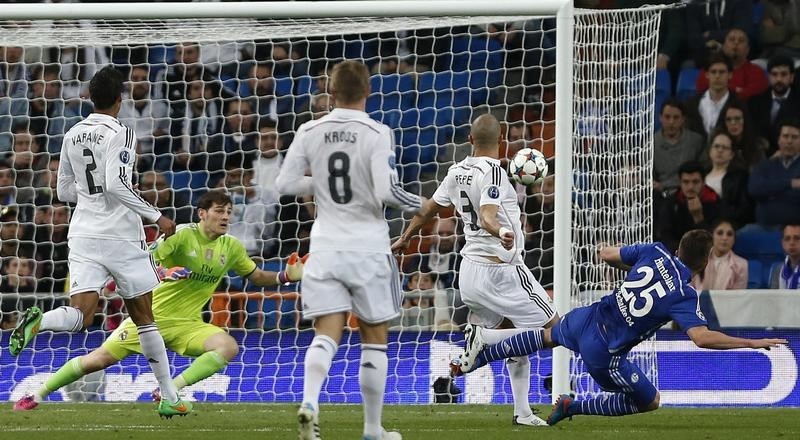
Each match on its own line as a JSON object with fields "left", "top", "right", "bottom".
{"left": 508, "top": 148, "right": 548, "bottom": 185}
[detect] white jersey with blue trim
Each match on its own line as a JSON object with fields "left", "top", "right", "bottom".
{"left": 57, "top": 113, "right": 161, "bottom": 242}
{"left": 432, "top": 156, "right": 523, "bottom": 265}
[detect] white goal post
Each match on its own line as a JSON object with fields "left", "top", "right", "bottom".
{"left": 0, "top": 1, "right": 666, "bottom": 404}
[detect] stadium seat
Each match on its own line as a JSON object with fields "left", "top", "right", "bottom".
{"left": 654, "top": 69, "right": 672, "bottom": 130}
{"left": 676, "top": 67, "right": 699, "bottom": 102}
{"left": 733, "top": 229, "right": 784, "bottom": 262}
{"left": 447, "top": 37, "right": 471, "bottom": 71}
{"left": 746, "top": 259, "right": 764, "bottom": 289}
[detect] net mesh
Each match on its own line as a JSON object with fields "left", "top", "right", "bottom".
{"left": 0, "top": 7, "right": 662, "bottom": 404}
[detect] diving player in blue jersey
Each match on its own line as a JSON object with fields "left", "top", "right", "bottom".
{"left": 450, "top": 229, "right": 788, "bottom": 425}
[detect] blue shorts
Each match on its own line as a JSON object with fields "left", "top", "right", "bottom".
{"left": 551, "top": 303, "right": 657, "bottom": 406}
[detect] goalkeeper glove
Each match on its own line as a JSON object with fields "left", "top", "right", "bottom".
{"left": 157, "top": 266, "right": 192, "bottom": 282}
{"left": 276, "top": 252, "right": 309, "bottom": 284}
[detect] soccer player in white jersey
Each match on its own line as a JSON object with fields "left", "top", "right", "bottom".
{"left": 392, "top": 114, "right": 558, "bottom": 427}
{"left": 276, "top": 60, "right": 421, "bottom": 440}
{"left": 8, "top": 66, "right": 190, "bottom": 418}
{"left": 13, "top": 191, "right": 307, "bottom": 414}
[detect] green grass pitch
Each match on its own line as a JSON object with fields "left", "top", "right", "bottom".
{"left": 2, "top": 403, "right": 798, "bottom": 440}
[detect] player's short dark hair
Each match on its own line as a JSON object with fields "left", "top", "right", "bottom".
{"left": 678, "top": 229, "right": 713, "bottom": 273}
{"left": 331, "top": 60, "right": 370, "bottom": 104}
{"left": 783, "top": 224, "right": 800, "bottom": 235}
{"left": 89, "top": 65, "right": 125, "bottom": 110}
{"left": 768, "top": 55, "right": 795, "bottom": 75}
{"left": 197, "top": 190, "right": 232, "bottom": 211}
{"left": 678, "top": 160, "right": 706, "bottom": 179}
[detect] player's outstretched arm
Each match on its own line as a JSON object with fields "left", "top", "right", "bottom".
{"left": 248, "top": 252, "right": 309, "bottom": 286}
{"left": 392, "top": 198, "right": 442, "bottom": 254}
{"left": 686, "top": 326, "right": 788, "bottom": 350}
{"left": 599, "top": 246, "right": 632, "bottom": 271}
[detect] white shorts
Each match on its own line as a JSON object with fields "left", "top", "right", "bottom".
{"left": 68, "top": 237, "right": 160, "bottom": 299}
{"left": 458, "top": 257, "right": 555, "bottom": 329}
{"left": 300, "top": 251, "right": 401, "bottom": 324}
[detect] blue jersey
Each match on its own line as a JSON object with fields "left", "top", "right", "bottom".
{"left": 597, "top": 242, "right": 707, "bottom": 353}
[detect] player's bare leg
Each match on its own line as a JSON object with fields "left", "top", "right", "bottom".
{"left": 125, "top": 293, "right": 191, "bottom": 418}
{"left": 299, "top": 312, "right": 346, "bottom": 440}
{"left": 359, "top": 320, "right": 401, "bottom": 440}
{"left": 9, "top": 291, "right": 99, "bottom": 356}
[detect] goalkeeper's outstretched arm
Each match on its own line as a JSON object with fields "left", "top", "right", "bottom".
{"left": 247, "top": 252, "right": 309, "bottom": 286}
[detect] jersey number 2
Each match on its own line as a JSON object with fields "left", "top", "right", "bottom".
{"left": 328, "top": 152, "right": 352, "bottom": 204}
{"left": 82, "top": 148, "right": 103, "bottom": 195}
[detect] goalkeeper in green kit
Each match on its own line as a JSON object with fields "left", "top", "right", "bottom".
{"left": 13, "top": 191, "right": 307, "bottom": 414}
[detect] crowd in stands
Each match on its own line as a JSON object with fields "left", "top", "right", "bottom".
{"left": 2, "top": 0, "right": 800, "bottom": 331}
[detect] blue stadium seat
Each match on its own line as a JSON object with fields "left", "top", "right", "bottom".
{"left": 676, "top": 67, "right": 699, "bottom": 102}
{"left": 734, "top": 229, "right": 784, "bottom": 262}
{"left": 448, "top": 37, "right": 471, "bottom": 71}
{"left": 654, "top": 69, "right": 672, "bottom": 130}
{"left": 746, "top": 259, "right": 764, "bottom": 289}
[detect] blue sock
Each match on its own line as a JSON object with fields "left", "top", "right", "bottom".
{"left": 570, "top": 393, "right": 640, "bottom": 417}
{"left": 474, "top": 329, "right": 544, "bottom": 368}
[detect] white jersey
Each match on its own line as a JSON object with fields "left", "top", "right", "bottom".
{"left": 57, "top": 113, "right": 162, "bottom": 242}
{"left": 433, "top": 156, "right": 524, "bottom": 265}
{"left": 276, "top": 108, "right": 421, "bottom": 254}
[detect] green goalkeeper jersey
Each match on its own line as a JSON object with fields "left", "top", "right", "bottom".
{"left": 151, "top": 223, "right": 257, "bottom": 321}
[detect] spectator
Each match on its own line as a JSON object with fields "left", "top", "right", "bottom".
{"left": 7, "top": 126, "right": 48, "bottom": 200}
{"left": 47, "top": 43, "right": 110, "bottom": 101}
{"left": 159, "top": 41, "right": 217, "bottom": 104}
{"left": 748, "top": 55, "right": 800, "bottom": 155}
{"left": 686, "top": 0, "right": 753, "bottom": 67}
{"left": 525, "top": 174, "right": 555, "bottom": 288}
{"left": 748, "top": 118, "right": 800, "bottom": 228}
{"left": 0, "top": 206, "right": 34, "bottom": 259}
{"left": 310, "top": 93, "right": 332, "bottom": 120}
{"left": 686, "top": 54, "right": 744, "bottom": 139}
{"left": 222, "top": 98, "right": 258, "bottom": 155}
{"left": 32, "top": 202, "right": 69, "bottom": 294}
{"left": 27, "top": 63, "right": 82, "bottom": 153}
{"left": 0, "top": 162, "right": 17, "bottom": 208}
{"left": 246, "top": 61, "right": 279, "bottom": 124}
{"left": 770, "top": 224, "right": 800, "bottom": 288}
{"left": 715, "top": 103, "right": 768, "bottom": 170}
{"left": 615, "top": 1, "right": 687, "bottom": 78}
{"left": 0, "top": 45, "right": 30, "bottom": 151}
{"left": 252, "top": 121, "right": 283, "bottom": 193}
{"left": 705, "top": 130, "right": 754, "bottom": 225}
{"left": 169, "top": 79, "right": 224, "bottom": 176}
{"left": 695, "top": 28, "right": 768, "bottom": 100}
{"left": 117, "top": 64, "right": 170, "bottom": 171}
{"left": 759, "top": 0, "right": 800, "bottom": 59}
{"left": 219, "top": 153, "right": 279, "bottom": 257}
{"left": 658, "top": 161, "right": 721, "bottom": 251}
{"left": 654, "top": 99, "right": 705, "bottom": 196}
{"left": 0, "top": 256, "right": 37, "bottom": 330}
{"left": 138, "top": 171, "right": 193, "bottom": 225}
{"left": 34, "top": 156, "right": 60, "bottom": 206}
{"left": 403, "top": 270, "right": 434, "bottom": 309}
{"left": 693, "top": 219, "right": 748, "bottom": 290}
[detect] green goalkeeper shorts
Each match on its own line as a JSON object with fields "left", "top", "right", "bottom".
{"left": 103, "top": 317, "right": 226, "bottom": 360}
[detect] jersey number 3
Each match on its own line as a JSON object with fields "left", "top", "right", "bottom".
{"left": 459, "top": 190, "right": 480, "bottom": 231}
{"left": 328, "top": 152, "right": 352, "bottom": 204}
{"left": 82, "top": 148, "right": 103, "bottom": 195}
{"left": 618, "top": 266, "right": 667, "bottom": 318}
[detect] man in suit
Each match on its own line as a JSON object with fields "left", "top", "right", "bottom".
{"left": 749, "top": 55, "right": 799, "bottom": 156}
{"left": 685, "top": 53, "right": 744, "bottom": 141}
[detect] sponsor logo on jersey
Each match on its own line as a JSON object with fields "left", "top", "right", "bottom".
{"left": 119, "top": 150, "right": 130, "bottom": 164}
{"left": 205, "top": 249, "right": 213, "bottom": 261}
{"left": 487, "top": 186, "right": 500, "bottom": 199}
{"left": 119, "top": 330, "right": 128, "bottom": 341}
{"left": 220, "top": 254, "right": 226, "bottom": 265}
{"left": 631, "top": 372, "right": 639, "bottom": 383}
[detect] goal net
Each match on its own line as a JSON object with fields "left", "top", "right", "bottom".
{"left": 0, "top": 2, "right": 663, "bottom": 404}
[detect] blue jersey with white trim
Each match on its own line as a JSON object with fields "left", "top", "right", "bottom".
{"left": 596, "top": 242, "right": 707, "bottom": 353}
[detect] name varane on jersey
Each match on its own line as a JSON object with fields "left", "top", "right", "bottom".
{"left": 151, "top": 224, "right": 256, "bottom": 321}
{"left": 597, "top": 242, "right": 707, "bottom": 353}
{"left": 432, "top": 156, "right": 524, "bottom": 264}
{"left": 57, "top": 113, "right": 161, "bottom": 242}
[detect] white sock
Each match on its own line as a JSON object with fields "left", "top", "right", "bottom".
{"left": 506, "top": 356, "right": 533, "bottom": 418}
{"left": 40, "top": 306, "right": 84, "bottom": 332}
{"left": 481, "top": 327, "right": 529, "bottom": 345}
{"left": 302, "top": 335, "right": 338, "bottom": 410}
{"left": 137, "top": 323, "right": 179, "bottom": 403}
{"left": 360, "top": 344, "right": 388, "bottom": 439}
